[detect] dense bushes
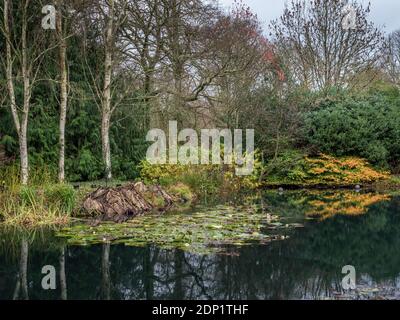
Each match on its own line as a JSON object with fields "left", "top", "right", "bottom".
{"left": 265, "top": 152, "right": 389, "bottom": 186}
{"left": 304, "top": 90, "right": 400, "bottom": 171}
{"left": 139, "top": 154, "right": 262, "bottom": 196}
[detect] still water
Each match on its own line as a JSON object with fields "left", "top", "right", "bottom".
{"left": 1, "top": 190, "right": 400, "bottom": 300}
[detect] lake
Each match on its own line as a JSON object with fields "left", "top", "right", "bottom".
{"left": 1, "top": 190, "right": 400, "bottom": 300}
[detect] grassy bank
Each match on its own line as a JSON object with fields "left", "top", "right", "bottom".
{"left": 0, "top": 184, "right": 76, "bottom": 227}
{"left": 0, "top": 176, "right": 199, "bottom": 227}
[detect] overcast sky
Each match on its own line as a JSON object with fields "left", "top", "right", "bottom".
{"left": 218, "top": 0, "right": 400, "bottom": 34}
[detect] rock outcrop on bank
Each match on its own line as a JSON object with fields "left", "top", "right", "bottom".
{"left": 81, "top": 182, "right": 175, "bottom": 222}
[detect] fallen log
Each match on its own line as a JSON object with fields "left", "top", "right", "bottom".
{"left": 82, "top": 182, "right": 175, "bottom": 223}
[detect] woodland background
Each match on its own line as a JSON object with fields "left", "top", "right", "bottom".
{"left": 1, "top": 0, "right": 400, "bottom": 184}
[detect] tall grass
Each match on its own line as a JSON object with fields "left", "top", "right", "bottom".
{"left": 0, "top": 185, "right": 75, "bottom": 227}
{"left": 0, "top": 165, "right": 75, "bottom": 227}
{"left": 0, "top": 200, "right": 69, "bottom": 227}
{"left": 0, "top": 165, "right": 20, "bottom": 192}
{"left": 0, "top": 164, "right": 57, "bottom": 191}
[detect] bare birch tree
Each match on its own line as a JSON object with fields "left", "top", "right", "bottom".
{"left": 79, "top": 0, "right": 130, "bottom": 181}
{"left": 55, "top": 0, "right": 69, "bottom": 183}
{"left": 1, "top": 0, "right": 51, "bottom": 185}
{"left": 101, "top": 0, "right": 115, "bottom": 181}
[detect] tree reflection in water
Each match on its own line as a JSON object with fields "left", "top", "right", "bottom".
{"left": 13, "top": 239, "right": 29, "bottom": 300}
{"left": 1, "top": 193, "right": 400, "bottom": 300}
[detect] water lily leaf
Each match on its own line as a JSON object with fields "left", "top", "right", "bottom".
{"left": 56, "top": 205, "right": 294, "bottom": 255}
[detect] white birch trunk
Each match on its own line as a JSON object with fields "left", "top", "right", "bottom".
{"left": 102, "top": 0, "right": 114, "bottom": 181}
{"left": 20, "top": 4, "right": 30, "bottom": 186}
{"left": 4, "top": 0, "right": 29, "bottom": 185}
{"left": 4, "top": 0, "right": 20, "bottom": 135}
{"left": 56, "top": 0, "right": 68, "bottom": 183}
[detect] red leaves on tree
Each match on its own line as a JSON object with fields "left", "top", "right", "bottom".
{"left": 231, "top": 0, "right": 285, "bottom": 81}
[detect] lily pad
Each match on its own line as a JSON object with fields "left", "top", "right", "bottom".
{"left": 56, "top": 205, "right": 295, "bottom": 255}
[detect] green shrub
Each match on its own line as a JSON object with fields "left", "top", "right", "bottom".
{"left": 264, "top": 150, "right": 306, "bottom": 182}
{"left": 166, "top": 183, "right": 195, "bottom": 202}
{"left": 265, "top": 153, "right": 389, "bottom": 186}
{"left": 75, "top": 148, "right": 103, "bottom": 181}
{"left": 304, "top": 92, "right": 400, "bottom": 170}
{"left": 139, "top": 160, "right": 221, "bottom": 194}
{"left": 0, "top": 135, "right": 17, "bottom": 153}
{"left": 138, "top": 150, "right": 262, "bottom": 196}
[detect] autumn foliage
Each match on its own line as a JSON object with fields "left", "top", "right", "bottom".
{"left": 265, "top": 154, "right": 389, "bottom": 186}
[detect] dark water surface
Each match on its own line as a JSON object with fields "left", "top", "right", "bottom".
{"left": 1, "top": 191, "right": 400, "bottom": 300}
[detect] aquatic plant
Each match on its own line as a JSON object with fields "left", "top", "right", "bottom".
{"left": 57, "top": 205, "right": 300, "bottom": 255}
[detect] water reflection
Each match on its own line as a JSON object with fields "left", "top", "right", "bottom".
{"left": 59, "top": 247, "right": 67, "bottom": 300}
{"left": 101, "top": 243, "right": 111, "bottom": 300}
{"left": 0, "top": 191, "right": 400, "bottom": 300}
{"left": 13, "top": 239, "right": 29, "bottom": 300}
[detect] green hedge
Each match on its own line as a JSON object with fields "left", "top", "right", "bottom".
{"left": 304, "top": 91, "right": 400, "bottom": 170}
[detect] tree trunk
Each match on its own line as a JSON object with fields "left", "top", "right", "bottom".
{"left": 56, "top": 0, "right": 68, "bottom": 183}
{"left": 170, "top": 0, "right": 185, "bottom": 125}
{"left": 101, "top": 111, "right": 112, "bottom": 181}
{"left": 3, "top": 0, "right": 20, "bottom": 135}
{"left": 19, "top": 116, "right": 29, "bottom": 186}
{"left": 4, "top": 0, "right": 29, "bottom": 185}
{"left": 20, "top": 5, "right": 30, "bottom": 186}
{"left": 102, "top": 0, "right": 114, "bottom": 181}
